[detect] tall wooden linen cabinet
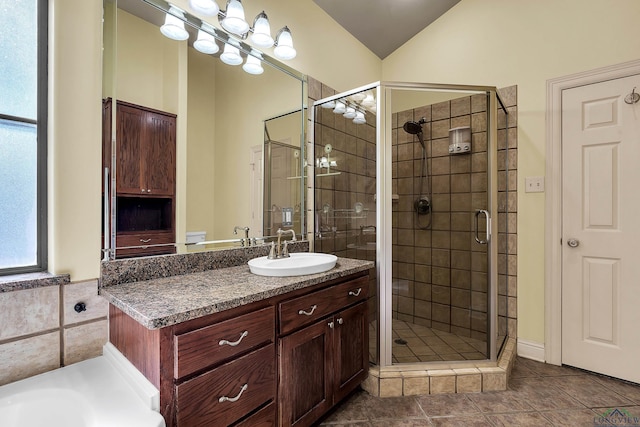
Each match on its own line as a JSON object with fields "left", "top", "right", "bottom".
{"left": 102, "top": 99, "right": 176, "bottom": 258}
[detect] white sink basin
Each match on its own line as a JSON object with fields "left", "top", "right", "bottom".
{"left": 248, "top": 253, "right": 338, "bottom": 277}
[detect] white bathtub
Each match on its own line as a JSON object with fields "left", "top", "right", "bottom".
{"left": 0, "top": 344, "right": 165, "bottom": 427}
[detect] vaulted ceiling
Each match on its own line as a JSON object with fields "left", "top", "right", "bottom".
{"left": 312, "top": 0, "right": 461, "bottom": 59}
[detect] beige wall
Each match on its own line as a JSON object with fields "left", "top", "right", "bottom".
{"left": 381, "top": 0, "right": 640, "bottom": 344}
{"left": 48, "top": 0, "right": 103, "bottom": 280}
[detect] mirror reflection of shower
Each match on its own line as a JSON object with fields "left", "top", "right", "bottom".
{"left": 403, "top": 118, "right": 432, "bottom": 229}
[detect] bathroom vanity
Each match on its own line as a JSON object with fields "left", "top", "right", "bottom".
{"left": 101, "top": 254, "right": 372, "bottom": 427}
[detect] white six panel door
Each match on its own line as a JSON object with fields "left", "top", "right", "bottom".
{"left": 561, "top": 74, "right": 640, "bottom": 383}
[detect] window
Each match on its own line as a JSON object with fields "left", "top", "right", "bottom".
{"left": 0, "top": 0, "right": 47, "bottom": 274}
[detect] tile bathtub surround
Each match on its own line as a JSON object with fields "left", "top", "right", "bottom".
{"left": 322, "top": 356, "right": 640, "bottom": 426}
{"left": 100, "top": 240, "right": 309, "bottom": 287}
{"left": 0, "top": 278, "right": 107, "bottom": 386}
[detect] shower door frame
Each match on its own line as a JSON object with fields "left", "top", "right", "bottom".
{"left": 312, "top": 81, "right": 500, "bottom": 368}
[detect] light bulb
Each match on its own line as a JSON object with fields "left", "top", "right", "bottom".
{"left": 194, "top": 24, "right": 219, "bottom": 54}
{"left": 250, "top": 11, "right": 274, "bottom": 48}
{"left": 221, "top": 0, "right": 249, "bottom": 35}
{"left": 351, "top": 92, "right": 366, "bottom": 102}
{"left": 274, "top": 26, "right": 296, "bottom": 60}
{"left": 243, "top": 54, "right": 264, "bottom": 74}
{"left": 333, "top": 100, "right": 346, "bottom": 114}
{"left": 188, "top": 0, "right": 219, "bottom": 16}
{"left": 220, "top": 43, "right": 242, "bottom": 65}
{"left": 160, "top": 7, "right": 189, "bottom": 41}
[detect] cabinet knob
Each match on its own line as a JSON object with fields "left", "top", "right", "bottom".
{"left": 337, "top": 317, "right": 343, "bottom": 325}
{"left": 219, "top": 330, "right": 249, "bottom": 347}
{"left": 141, "top": 188, "right": 146, "bottom": 193}
{"left": 328, "top": 321, "right": 334, "bottom": 329}
{"left": 147, "top": 189, "right": 151, "bottom": 193}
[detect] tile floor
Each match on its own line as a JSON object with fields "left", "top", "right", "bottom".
{"left": 319, "top": 357, "right": 640, "bottom": 426}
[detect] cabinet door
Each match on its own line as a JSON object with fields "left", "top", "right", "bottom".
{"left": 115, "top": 104, "right": 145, "bottom": 194}
{"left": 279, "top": 319, "right": 333, "bottom": 427}
{"left": 333, "top": 301, "right": 369, "bottom": 404}
{"left": 144, "top": 112, "right": 175, "bottom": 196}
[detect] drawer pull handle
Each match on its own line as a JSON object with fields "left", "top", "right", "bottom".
{"left": 139, "top": 238, "right": 152, "bottom": 243}
{"left": 298, "top": 305, "right": 317, "bottom": 316}
{"left": 219, "top": 384, "right": 248, "bottom": 403}
{"left": 348, "top": 288, "right": 362, "bottom": 297}
{"left": 337, "top": 317, "right": 343, "bottom": 325}
{"left": 219, "top": 330, "right": 248, "bottom": 347}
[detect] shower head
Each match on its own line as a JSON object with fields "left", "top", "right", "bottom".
{"left": 402, "top": 120, "right": 423, "bottom": 135}
{"left": 403, "top": 119, "right": 426, "bottom": 149}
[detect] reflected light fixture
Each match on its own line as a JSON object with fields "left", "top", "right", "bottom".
{"left": 353, "top": 110, "right": 366, "bottom": 124}
{"left": 321, "top": 100, "right": 336, "bottom": 109}
{"left": 188, "top": 0, "right": 219, "bottom": 16}
{"left": 160, "top": 6, "right": 189, "bottom": 41}
{"left": 243, "top": 53, "right": 264, "bottom": 74}
{"left": 333, "top": 101, "right": 346, "bottom": 114}
{"left": 273, "top": 26, "right": 296, "bottom": 60}
{"left": 220, "top": 0, "right": 250, "bottom": 35}
{"left": 194, "top": 23, "right": 219, "bottom": 54}
{"left": 343, "top": 105, "right": 356, "bottom": 119}
{"left": 220, "top": 42, "right": 243, "bottom": 65}
{"left": 250, "top": 11, "right": 274, "bottom": 48}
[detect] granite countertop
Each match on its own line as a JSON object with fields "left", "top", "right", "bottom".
{"left": 100, "top": 257, "right": 373, "bottom": 330}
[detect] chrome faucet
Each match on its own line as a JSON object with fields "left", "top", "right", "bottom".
{"left": 233, "top": 226, "right": 250, "bottom": 246}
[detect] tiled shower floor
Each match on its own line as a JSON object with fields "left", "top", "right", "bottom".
{"left": 370, "top": 320, "right": 487, "bottom": 363}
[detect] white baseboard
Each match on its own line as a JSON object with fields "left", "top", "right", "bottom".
{"left": 517, "top": 339, "right": 545, "bottom": 362}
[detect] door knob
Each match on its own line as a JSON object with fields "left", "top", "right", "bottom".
{"left": 567, "top": 238, "right": 580, "bottom": 248}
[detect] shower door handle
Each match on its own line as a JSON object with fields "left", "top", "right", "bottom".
{"left": 474, "top": 210, "right": 491, "bottom": 244}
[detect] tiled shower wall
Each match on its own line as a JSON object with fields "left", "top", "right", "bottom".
{"left": 391, "top": 87, "right": 518, "bottom": 346}
{"left": 0, "top": 278, "right": 108, "bottom": 386}
{"left": 306, "top": 76, "right": 517, "bottom": 358}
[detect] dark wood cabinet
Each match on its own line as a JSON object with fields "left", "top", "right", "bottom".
{"left": 115, "top": 102, "right": 175, "bottom": 196}
{"left": 278, "top": 276, "right": 369, "bottom": 427}
{"left": 108, "top": 271, "right": 369, "bottom": 427}
{"left": 102, "top": 99, "right": 176, "bottom": 257}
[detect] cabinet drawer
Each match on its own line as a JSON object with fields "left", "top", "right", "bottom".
{"left": 175, "top": 306, "right": 275, "bottom": 379}
{"left": 116, "top": 231, "right": 175, "bottom": 257}
{"left": 176, "top": 345, "right": 276, "bottom": 427}
{"left": 234, "top": 402, "right": 276, "bottom": 427}
{"left": 279, "top": 276, "right": 368, "bottom": 335}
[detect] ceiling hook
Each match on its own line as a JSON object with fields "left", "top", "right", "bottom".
{"left": 624, "top": 86, "right": 640, "bottom": 105}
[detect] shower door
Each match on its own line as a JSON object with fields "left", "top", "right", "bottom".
{"left": 385, "top": 85, "right": 498, "bottom": 365}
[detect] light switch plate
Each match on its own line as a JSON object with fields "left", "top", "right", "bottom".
{"left": 525, "top": 176, "right": 545, "bottom": 193}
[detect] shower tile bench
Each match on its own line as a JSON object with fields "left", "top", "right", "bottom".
{"left": 100, "top": 247, "right": 373, "bottom": 427}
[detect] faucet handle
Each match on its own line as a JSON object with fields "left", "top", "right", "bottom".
{"left": 268, "top": 242, "right": 277, "bottom": 259}
{"left": 282, "top": 240, "right": 290, "bottom": 258}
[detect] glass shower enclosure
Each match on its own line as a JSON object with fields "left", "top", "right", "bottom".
{"left": 313, "top": 82, "right": 508, "bottom": 368}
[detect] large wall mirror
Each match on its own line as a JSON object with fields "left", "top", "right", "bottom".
{"left": 102, "top": 0, "right": 306, "bottom": 259}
